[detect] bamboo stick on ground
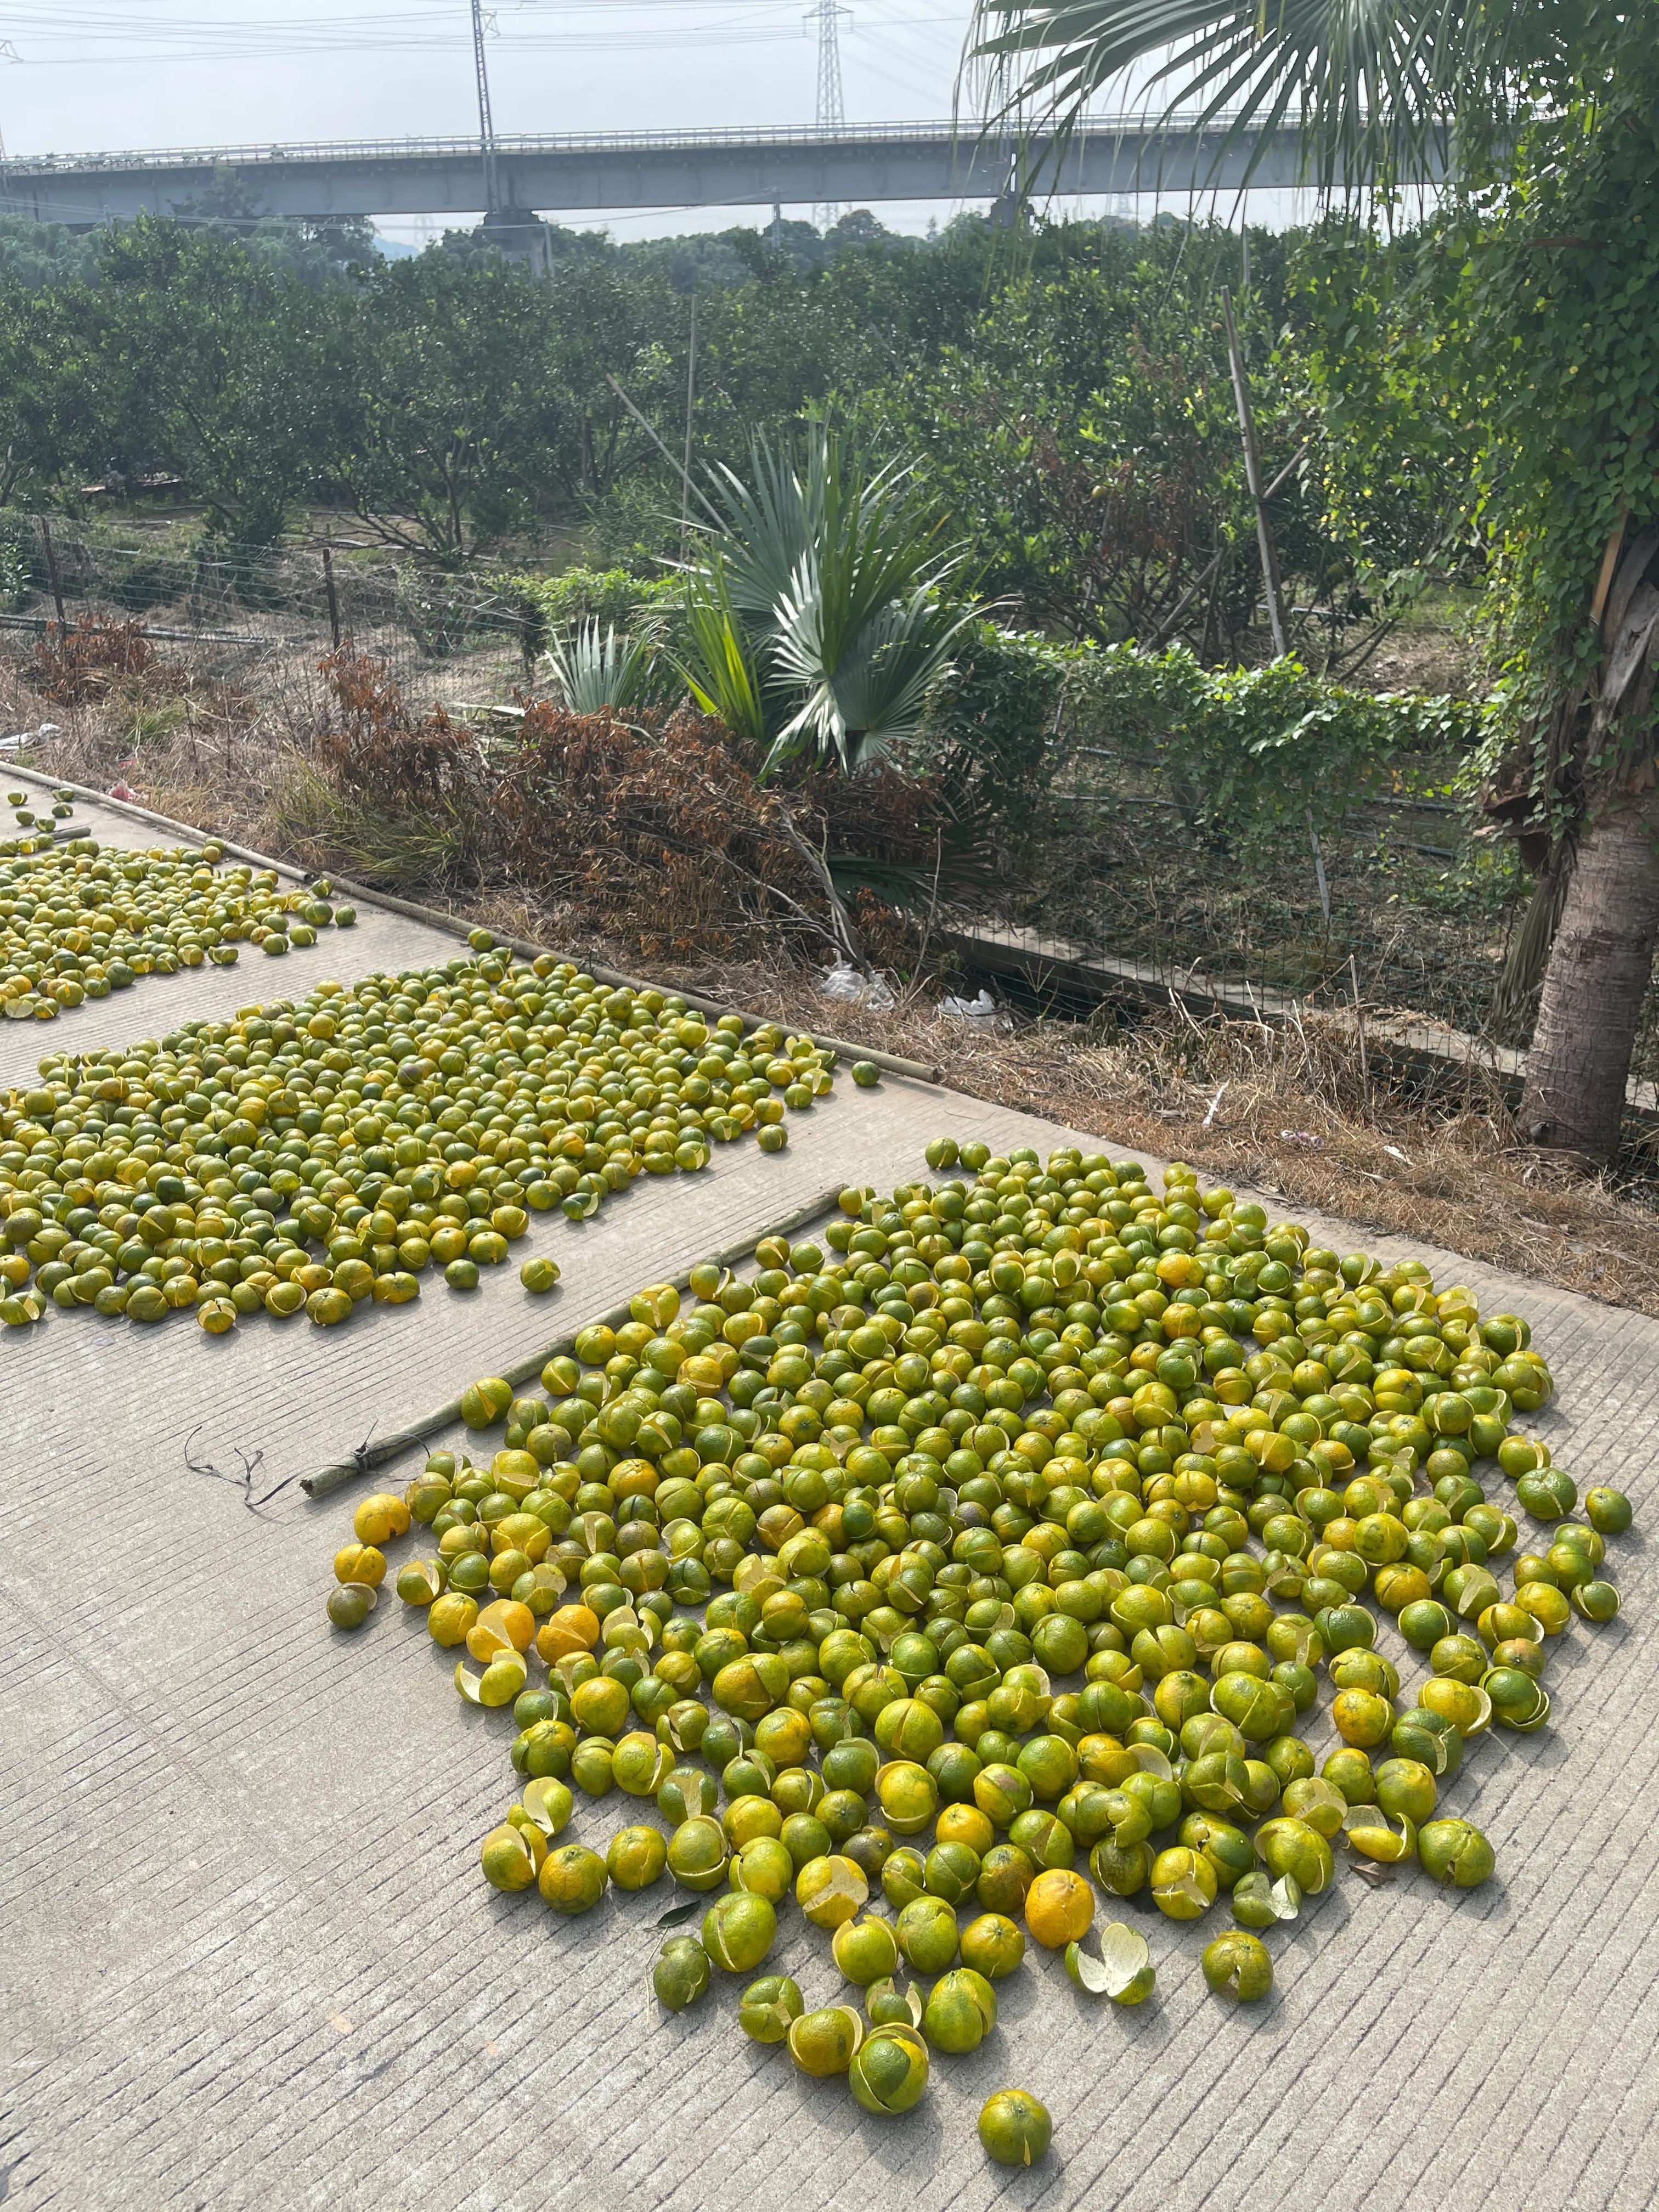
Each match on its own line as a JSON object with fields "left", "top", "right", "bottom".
{"left": 301, "top": 1182, "right": 850, "bottom": 1498}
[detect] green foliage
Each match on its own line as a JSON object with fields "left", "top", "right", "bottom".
{"left": 1456, "top": 37, "right": 1659, "bottom": 760}
{"left": 914, "top": 621, "right": 1065, "bottom": 835}
{"left": 522, "top": 566, "right": 682, "bottom": 631}
{"left": 858, "top": 229, "right": 1278, "bottom": 650}
{"left": 501, "top": 566, "right": 688, "bottom": 673}
{"left": 0, "top": 196, "right": 1451, "bottom": 680}
{"left": 0, "top": 204, "right": 1451, "bottom": 642}
{"left": 851, "top": 219, "right": 1453, "bottom": 659}
{"left": 1293, "top": 219, "right": 1483, "bottom": 645}
{"left": 917, "top": 618, "right": 1488, "bottom": 847}
{"left": 0, "top": 217, "right": 104, "bottom": 290}
{"left": 335, "top": 254, "right": 590, "bottom": 560}
{"left": 1295, "top": 29, "right": 1659, "bottom": 788}
{"left": 0, "top": 512, "right": 38, "bottom": 613}
{"left": 974, "top": 2, "right": 1659, "bottom": 771}
{"left": 91, "top": 219, "right": 352, "bottom": 546}
{"left": 679, "top": 568, "right": 768, "bottom": 750}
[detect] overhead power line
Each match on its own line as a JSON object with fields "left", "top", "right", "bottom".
{"left": 0, "top": 0, "right": 968, "bottom": 64}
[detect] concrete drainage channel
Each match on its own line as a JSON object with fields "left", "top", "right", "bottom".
{"left": 1, "top": 766, "right": 1657, "bottom": 2212}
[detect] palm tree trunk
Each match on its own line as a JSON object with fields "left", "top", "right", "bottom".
{"left": 1519, "top": 570, "right": 1659, "bottom": 1161}
{"left": 1517, "top": 785, "right": 1659, "bottom": 1160}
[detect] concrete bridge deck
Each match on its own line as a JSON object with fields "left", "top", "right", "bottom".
{"left": 0, "top": 117, "right": 1310, "bottom": 224}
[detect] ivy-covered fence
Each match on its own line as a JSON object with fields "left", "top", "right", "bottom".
{"left": 916, "top": 624, "right": 1523, "bottom": 1042}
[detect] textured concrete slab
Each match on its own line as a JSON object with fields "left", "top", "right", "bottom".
{"left": 2, "top": 793, "right": 1657, "bottom": 2212}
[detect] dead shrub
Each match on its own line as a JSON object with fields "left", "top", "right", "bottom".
{"left": 31, "top": 619, "right": 178, "bottom": 706}
{"left": 317, "top": 648, "right": 485, "bottom": 814}
{"left": 303, "top": 654, "right": 962, "bottom": 965}
{"left": 494, "top": 698, "right": 817, "bottom": 958}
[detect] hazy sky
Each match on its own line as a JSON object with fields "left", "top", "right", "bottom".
{"left": 0, "top": 3, "right": 1296, "bottom": 239}
{"left": 0, "top": 4, "right": 974, "bottom": 165}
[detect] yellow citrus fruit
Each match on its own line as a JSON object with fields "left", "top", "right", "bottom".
{"left": 334, "top": 1542, "right": 386, "bottom": 1588}
{"left": 469, "top": 1598, "right": 535, "bottom": 1656}
{"left": 427, "top": 1593, "right": 478, "bottom": 1647}
{"left": 538, "top": 1605, "right": 601, "bottom": 1661}
{"left": 480, "top": 1823, "right": 539, "bottom": 1892}
{"left": 1024, "top": 1867, "right": 1094, "bottom": 1949}
{"left": 354, "top": 1492, "right": 410, "bottom": 1545}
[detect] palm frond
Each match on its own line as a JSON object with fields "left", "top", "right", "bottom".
{"left": 965, "top": 0, "right": 1532, "bottom": 196}
{"left": 695, "top": 420, "right": 928, "bottom": 639}
{"left": 769, "top": 574, "right": 978, "bottom": 776}
{"left": 684, "top": 414, "right": 975, "bottom": 774}
{"left": 675, "top": 561, "right": 770, "bottom": 751}
{"left": 698, "top": 438, "right": 821, "bottom": 629}
{"left": 829, "top": 836, "right": 1002, "bottom": 913}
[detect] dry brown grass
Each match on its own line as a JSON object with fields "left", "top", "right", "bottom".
{"left": 1, "top": 631, "right": 309, "bottom": 850}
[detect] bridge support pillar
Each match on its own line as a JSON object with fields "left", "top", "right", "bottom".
{"left": 481, "top": 206, "right": 553, "bottom": 273}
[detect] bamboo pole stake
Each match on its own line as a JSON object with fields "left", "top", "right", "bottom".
{"left": 321, "top": 534, "right": 342, "bottom": 650}
{"left": 1222, "top": 286, "right": 1289, "bottom": 658}
{"left": 1350, "top": 951, "right": 1370, "bottom": 1097}
{"left": 37, "top": 515, "right": 68, "bottom": 633}
{"left": 606, "top": 373, "right": 723, "bottom": 528}
{"left": 680, "top": 291, "right": 697, "bottom": 554}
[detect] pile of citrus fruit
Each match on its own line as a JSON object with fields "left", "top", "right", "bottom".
{"left": 1, "top": 810, "right": 351, "bottom": 1023}
{"left": 0, "top": 940, "right": 836, "bottom": 1330}
{"left": 332, "top": 1141, "right": 1630, "bottom": 2166}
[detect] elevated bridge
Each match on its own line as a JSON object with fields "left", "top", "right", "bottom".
{"left": 0, "top": 117, "right": 1312, "bottom": 227}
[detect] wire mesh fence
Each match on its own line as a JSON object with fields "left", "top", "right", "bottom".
{"left": 1002, "top": 742, "right": 1659, "bottom": 1101}
{"left": 1038, "top": 761, "right": 1510, "bottom": 1020}
{"left": 0, "top": 517, "right": 537, "bottom": 723}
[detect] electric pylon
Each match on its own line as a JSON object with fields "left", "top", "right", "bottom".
{"left": 807, "top": 0, "right": 850, "bottom": 232}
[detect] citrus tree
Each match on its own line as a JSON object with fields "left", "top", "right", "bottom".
{"left": 970, "top": 0, "right": 1659, "bottom": 1161}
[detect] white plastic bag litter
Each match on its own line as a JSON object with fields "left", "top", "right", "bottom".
{"left": 939, "top": 989, "right": 1008, "bottom": 1032}
{"left": 819, "top": 961, "right": 896, "bottom": 1011}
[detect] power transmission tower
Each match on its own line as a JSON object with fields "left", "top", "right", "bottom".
{"left": 470, "top": 0, "right": 500, "bottom": 216}
{"left": 806, "top": 0, "right": 849, "bottom": 233}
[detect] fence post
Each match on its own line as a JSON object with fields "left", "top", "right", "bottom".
{"left": 322, "top": 535, "right": 342, "bottom": 650}
{"left": 1349, "top": 952, "right": 1370, "bottom": 1097}
{"left": 37, "top": 516, "right": 68, "bottom": 634}
{"left": 1307, "top": 807, "right": 1331, "bottom": 929}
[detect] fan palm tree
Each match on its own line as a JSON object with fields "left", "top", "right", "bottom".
{"left": 678, "top": 420, "right": 981, "bottom": 970}
{"left": 682, "top": 420, "right": 976, "bottom": 778}
{"left": 967, "top": 0, "right": 1659, "bottom": 1164}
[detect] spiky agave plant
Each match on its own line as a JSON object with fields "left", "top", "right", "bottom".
{"left": 542, "top": 619, "right": 657, "bottom": 714}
